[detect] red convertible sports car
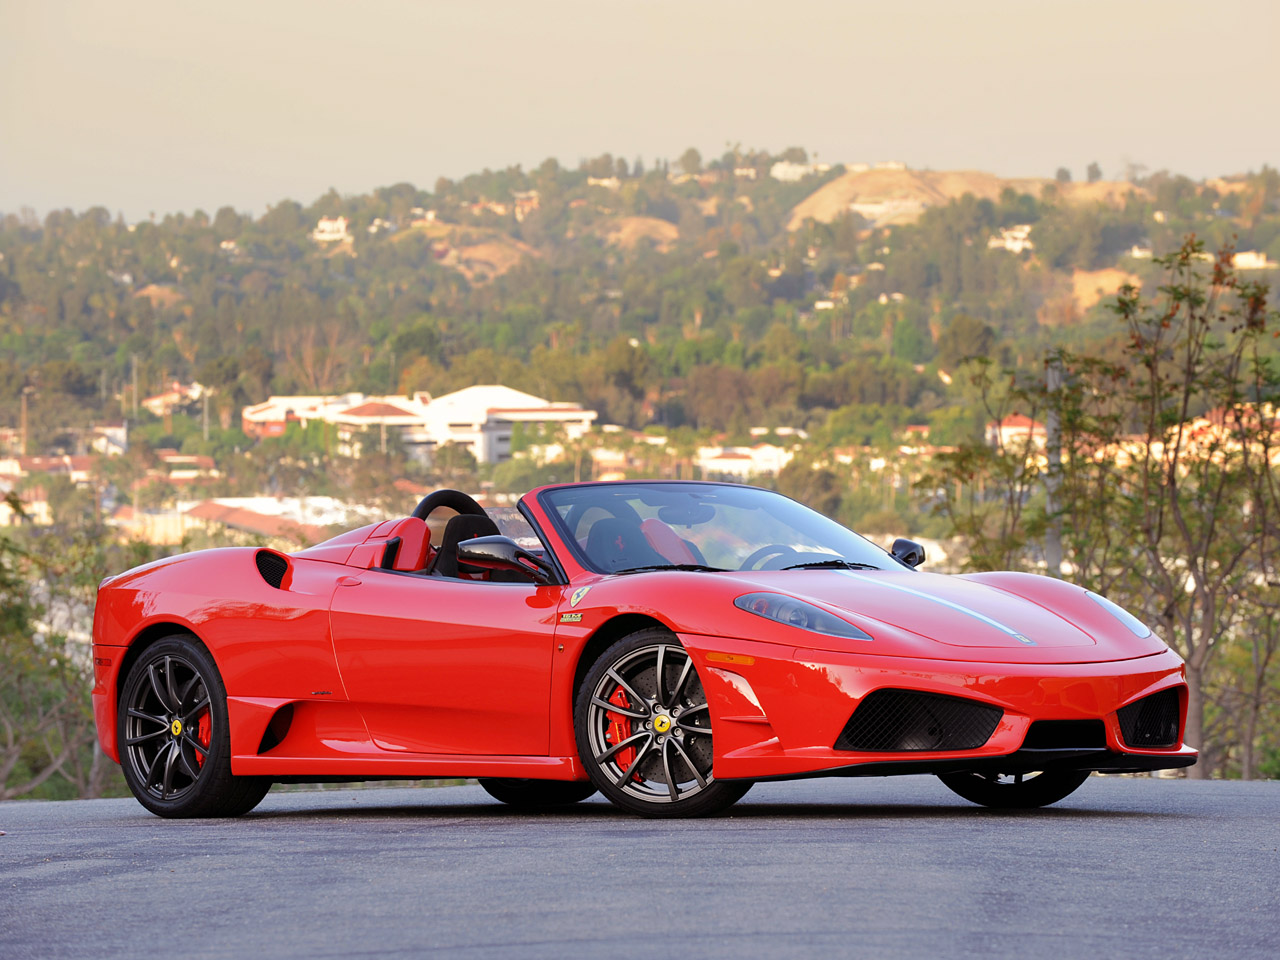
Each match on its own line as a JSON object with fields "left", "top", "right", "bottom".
{"left": 92, "top": 480, "right": 1195, "bottom": 818}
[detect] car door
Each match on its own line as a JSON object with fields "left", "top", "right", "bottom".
{"left": 329, "top": 572, "right": 564, "bottom": 755}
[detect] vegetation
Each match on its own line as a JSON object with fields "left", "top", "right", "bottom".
{"left": 2, "top": 149, "right": 1279, "bottom": 795}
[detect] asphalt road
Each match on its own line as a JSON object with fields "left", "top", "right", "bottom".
{"left": 2, "top": 776, "right": 1277, "bottom": 960}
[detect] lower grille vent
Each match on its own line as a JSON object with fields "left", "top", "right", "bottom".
{"left": 255, "top": 550, "right": 289, "bottom": 589}
{"left": 835, "top": 689, "right": 1003, "bottom": 752}
{"left": 1022, "top": 719, "right": 1107, "bottom": 750}
{"left": 1117, "top": 688, "right": 1180, "bottom": 748}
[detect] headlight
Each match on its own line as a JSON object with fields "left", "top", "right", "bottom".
{"left": 734, "top": 592, "right": 873, "bottom": 641}
{"left": 1085, "top": 591, "right": 1152, "bottom": 637}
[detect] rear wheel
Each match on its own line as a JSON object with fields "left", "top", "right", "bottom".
{"left": 477, "top": 778, "right": 597, "bottom": 808}
{"left": 937, "top": 770, "right": 1090, "bottom": 809}
{"left": 575, "top": 629, "right": 752, "bottom": 818}
{"left": 118, "top": 635, "right": 271, "bottom": 818}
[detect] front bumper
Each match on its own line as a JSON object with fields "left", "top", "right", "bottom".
{"left": 679, "top": 635, "right": 1195, "bottom": 781}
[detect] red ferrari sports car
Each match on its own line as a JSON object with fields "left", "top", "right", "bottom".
{"left": 92, "top": 480, "right": 1195, "bottom": 818}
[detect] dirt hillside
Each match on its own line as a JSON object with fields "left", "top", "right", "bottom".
{"left": 599, "top": 216, "right": 679, "bottom": 252}
{"left": 787, "top": 169, "right": 1145, "bottom": 230}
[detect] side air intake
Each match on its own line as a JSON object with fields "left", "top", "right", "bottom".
{"left": 255, "top": 550, "right": 289, "bottom": 589}
{"left": 1117, "top": 687, "right": 1181, "bottom": 748}
{"left": 835, "top": 689, "right": 1003, "bottom": 752}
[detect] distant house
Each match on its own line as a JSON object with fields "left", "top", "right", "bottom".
{"left": 770, "top": 160, "right": 832, "bottom": 182}
{"left": 154, "top": 449, "right": 219, "bottom": 485}
{"left": 987, "top": 224, "right": 1035, "bottom": 254}
{"left": 986, "top": 413, "right": 1046, "bottom": 450}
{"left": 0, "top": 455, "right": 95, "bottom": 486}
{"left": 90, "top": 423, "right": 128, "bottom": 457}
{"left": 142, "top": 381, "right": 204, "bottom": 417}
{"left": 586, "top": 176, "right": 621, "bottom": 191}
{"left": 1233, "top": 251, "right": 1277, "bottom": 270}
{"left": 1129, "top": 245, "right": 1154, "bottom": 259}
{"left": 696, "top": 444, "right": 796, "bottom": 479}
{"left": 732, "top": 167, "right": 758, "bottom": 180}
{"left": 0, "top": 484, "right": 52, "bottom": 527}
{"left": 311, "top": 216, "right": 352, "bottom": 243}
{"left": 511, "top": 190, "right": 541, "bottom": 221}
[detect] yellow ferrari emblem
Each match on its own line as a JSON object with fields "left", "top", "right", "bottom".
{"left": 170, "top": 719, "right": 183, "bottom": 737}
{"left": 653, "top": 715, "right": 672, "bottom": 734}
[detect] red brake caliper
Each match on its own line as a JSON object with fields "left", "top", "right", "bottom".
{"left": 605, "top": 687, "right": 638, "bottom": 781}
{"left": 195, "top": 710, "right": 211, "bottom": 768}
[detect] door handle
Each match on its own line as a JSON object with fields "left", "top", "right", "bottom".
{"left": 337, "top": 576, "right": 362, "bottom": 587}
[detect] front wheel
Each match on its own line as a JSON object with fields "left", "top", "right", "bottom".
{"left": 118, "top": 635, "right": 271, "bottom": 818}
{"left": 574, "top": 629, "right": 752, "bottom": 818}
{"left": 477, "top": 778, "right": 597, "bottom": 808}
{"left": 937, "top": 770, "right": 1090, "bottom": 809}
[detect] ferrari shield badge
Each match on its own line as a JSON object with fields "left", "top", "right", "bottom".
{"left": 569, "top": 586, "right": 590, "bottom": 607}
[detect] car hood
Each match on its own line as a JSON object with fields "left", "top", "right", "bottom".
{"left": 751, "top": 569, "right": 1094, "bottom": 650}
{"left": 584, "top": 567, "right": 1170, "bottom": 664}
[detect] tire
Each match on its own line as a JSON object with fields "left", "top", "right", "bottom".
{"left": 937, "top": 769, "right": 1091, "bottom": 809}
{"left": 477, "top": 778, "right": 597, "bottom": 808}
{"left": 574, "top": 628, "right": 752, "bottom": 818}
{"left": 117, "top": 635, "right": 271, "bottom": 818}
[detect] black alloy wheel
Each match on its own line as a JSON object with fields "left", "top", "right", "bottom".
{"left": 477, "top": 778, "right": 598, "bottom": 808}
{"left": 575, "top": 628, "right": 752, "bottom": 818}
{"left": 937, "top": 769, "right": 1091, "bottom": 809}
{"left": 118, "top": 635, "right": 271, "bottom": 818}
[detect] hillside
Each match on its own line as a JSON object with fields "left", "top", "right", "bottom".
{"left": 787, "top": 168, "right": 1145, "bottom": 230}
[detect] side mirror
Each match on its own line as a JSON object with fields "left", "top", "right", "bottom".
{"left": 890, "top": 537, "right": 925, "bottom": 569}
{"left": 456, "top": 535, "right": 555, "bottom": 584}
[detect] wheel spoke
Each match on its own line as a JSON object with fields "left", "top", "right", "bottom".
{"left": 669, "top": 657, "right": 693, "bottom": 704}
{"left": 143, "top": 740, "right": 167, "bottom": 786}
{"left": 147, "top": 662, "right": 173, "bottom": 713}
{"left": 183, "top": 732, "right": 209, "bottom": 757}
{"left": 669, "top": 736, "right": 709, "bottom": 789}
{"left": 654, "top": 645, "right": 667, "bottom": 706}
{"left": 164, "top": 657, "right": 181, "bottom": 716}
{"left": 177, "top": 742, "right": 201, "bottom": 780}
{"left": 595, "top": 730, "right": 649, "bottom": 765}
{"left": 127, "top": 707, "right": 168, "bottom": 727}
{"left": 605, "top": 669, "right": 648, "bottom": 710}
{"left": 614, "top": 734, "right": 654, "bottom": 787}
{"left": 124, "top": 728, "right": 168, "bottom": 747}
{"left": 160, "top": 741, "right": 180, "bottom": 798}
{"left": 591, "top": 696, "right": 646, "bottom": 719}
{"left": 660, "top": 739, "right": 679, "bottom": 801}
{"left": 182, "top": 697, "right": 210, "bottom": 724}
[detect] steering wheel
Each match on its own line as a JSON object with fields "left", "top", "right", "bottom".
{"left": 739, "top": 544, "right": 797, "bottom": 571}
{"left": 411, "top": 489, "right": 487, "bottom": 521}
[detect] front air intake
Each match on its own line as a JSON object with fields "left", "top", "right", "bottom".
{"left": 255, "top": 550, "right": 289, "bottom": 589}
{"left": 835, "top": 689, "right": 1003, "bottom": 752}
{"left": 1022, "top": 719, "right": 1107, "bottom": 750}
{"left": 1117, "top": 687, "right": 1181, "bottom": 748}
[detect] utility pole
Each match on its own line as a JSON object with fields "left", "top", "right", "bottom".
{"left": 1045, "top": 354, "right": 1064, "bottom": 578}
{"left": 131, "top": 354, "right": 139, "bottom": 418}
{"left": 202, "top": 390, "right": 209, "bottom": 442}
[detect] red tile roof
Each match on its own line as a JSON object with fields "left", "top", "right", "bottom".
{"left": 339, "top": 402, "right": 415, "bottom": 419}
{"left": 185, "top": 501, "right": 327, "bottom": 545}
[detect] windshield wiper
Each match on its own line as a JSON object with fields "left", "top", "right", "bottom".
{"left": 780, "top": 559, "right": 881, "bottom": 571}
{"left": 616, "top": 563, "right": 731, "bottom": 575}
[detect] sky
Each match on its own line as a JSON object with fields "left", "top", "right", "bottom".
{"left": 2, "top": 0, "right": 1277, "bottom": 221}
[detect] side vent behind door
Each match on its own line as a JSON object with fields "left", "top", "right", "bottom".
{"left": 255, "top": 550, "right": 290, "bottom": 589}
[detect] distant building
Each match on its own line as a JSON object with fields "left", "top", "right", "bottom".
{"left": 1233, "top": 251, "right": 1277, "bottom": 270}
{"left": 696, "top": 444, "right": 796, "bottom": 479}
{"left": 311, "top": 216, "right": 352, "bottom": 243}
{"left": 0, "top": 455, "right": 95, "bottom": 486}
{"left": 986, "top": 413, "right": 1046, "bottom": 450}
{"left": 1129, "top": 245, "right": 1154, "bottom": 259}
{"left": 511, "top": 190, "right": 541, "bottom": 221}
{"left": 586, "top": 176, "right": 621, "bottom": 191}
{"left": 242, "top": 385, "right": 596, "bottom": 465}
{"left": 987, "top": 224, "right": 1035, "bottom": 254}
{"left": 770, "top": 160, "right": 832, "bottom": 182}
{"left": 142, "top": 381, "right": 204, "bottom": 417}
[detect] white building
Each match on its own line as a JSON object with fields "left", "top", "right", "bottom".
{"left": 695, "top": 444, "right": 796, "bottom": 479}
{"left": 987, "top": 224, "right": 1035, "bottom": 255}
{"left": 311, "top": 216, "right": 352, "bottom": 243}
{"left": 1233, "top": 251, "right": 1277, "bottom": 270}
{"left": 242, "top": 385, "right": 596, "bottom": 465}
{"left": 770, "top": 160, "right": 832, "bottom": 182}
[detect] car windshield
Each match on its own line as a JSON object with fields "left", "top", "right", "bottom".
{"left": 537, "top": 482, "right": 898, "bottom": 575}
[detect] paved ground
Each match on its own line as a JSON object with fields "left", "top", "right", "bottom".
{"left": 2, "top": 776, "right": 1277, "bottom": 959}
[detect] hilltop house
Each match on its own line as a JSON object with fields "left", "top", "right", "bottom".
{"left": 311, "top": 216, "right": 352, "bottom": 243}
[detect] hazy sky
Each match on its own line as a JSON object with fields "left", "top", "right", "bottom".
{"left": 2, "top": 0, "right": 1277, "bottom": 220}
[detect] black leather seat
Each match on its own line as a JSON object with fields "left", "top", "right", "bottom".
{"left": 584, "top": 517, "right": 669, "bottom": 573}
